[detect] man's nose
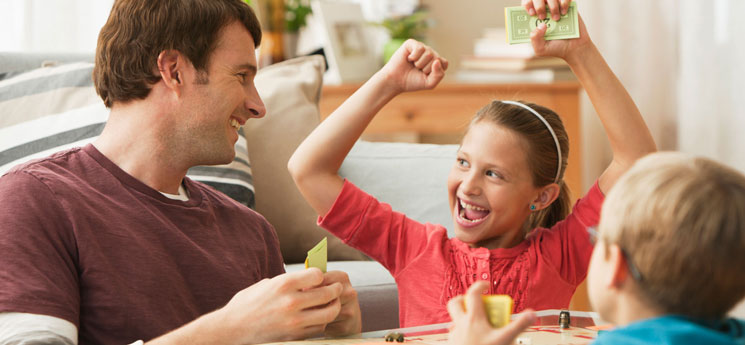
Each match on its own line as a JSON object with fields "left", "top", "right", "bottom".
{"left": 245, "top": 86, "right": 266, "bottom": 118}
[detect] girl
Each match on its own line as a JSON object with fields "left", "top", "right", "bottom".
{"left": 288, "top": 2, "right": 656, "bottom": 328}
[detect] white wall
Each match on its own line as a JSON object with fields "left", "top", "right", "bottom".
{"left": 0, "top": 0, "right": 114, "bottom": 53}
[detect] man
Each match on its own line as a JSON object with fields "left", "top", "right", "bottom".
{"left": 0, "top": 0, "right": 361, "bottom": 344}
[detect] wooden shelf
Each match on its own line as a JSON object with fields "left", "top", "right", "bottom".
{"left": 319, "top": 82, "right": 584, "bottom": 197}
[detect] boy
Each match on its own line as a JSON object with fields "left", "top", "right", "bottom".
{"left": 447, "top": 152, "right": 745, "bottom": 344}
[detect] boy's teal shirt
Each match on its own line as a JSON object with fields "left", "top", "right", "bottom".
{"left": 593, "top": 315, "right": 745, "bottom": 345}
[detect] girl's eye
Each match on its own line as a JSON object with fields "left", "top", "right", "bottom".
{"left": 486, "top": 170, "right": 503, "bottom": 179}
{"left": 457, "top": 158, "right": 469, "bottom": 168}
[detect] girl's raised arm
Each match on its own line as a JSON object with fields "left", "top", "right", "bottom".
{"left": 288, "top": 40, "right": 448, "bottom": 216}
{"left": 528, "top": 7, "right": 657, "bottom": 193}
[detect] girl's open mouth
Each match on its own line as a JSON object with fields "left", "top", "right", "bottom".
{"left": 456, "top": 198, "right": 490, "bottom": 226}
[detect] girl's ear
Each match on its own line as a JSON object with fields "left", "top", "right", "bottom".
{"left": 531, "top": 183, "right": 560, "bottom": 211}
{"left": 156, "top": 49, "right": 185, "bottom": 95}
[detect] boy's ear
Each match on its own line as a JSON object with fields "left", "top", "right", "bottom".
{"left": 606, "top": 244, "right": 631, "bottom": 288}
{"left": 156, "top": 50, "right": 185, "bottom": 94}
{"left": 532, "top": 183, "right": 561, "bottom": 211}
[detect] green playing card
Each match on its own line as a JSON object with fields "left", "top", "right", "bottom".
{"left": 304, "top": 237, "right": 327, "bottom": 273}
{"left": 505, "top": 1, "right": 579, "bottom": 44}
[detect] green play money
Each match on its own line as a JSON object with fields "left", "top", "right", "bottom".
{"left": 505, "top": 1, "right": 579, "bottom": 44}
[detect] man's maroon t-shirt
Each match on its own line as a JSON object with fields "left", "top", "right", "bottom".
{"left": 0, "top": 144, "right": 285, "bottom": 344}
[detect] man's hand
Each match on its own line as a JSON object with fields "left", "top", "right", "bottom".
{"left": 446, "top": 281, "right": 535, "bottom": 345}
{"left": 379, "top": 39, "right": 448, "bottom": 94}
{"left": 220, "top": 268, "right": 343, "bottom": 344}
{"left": 322, "top": 270, "right": 362, "bottom": 336}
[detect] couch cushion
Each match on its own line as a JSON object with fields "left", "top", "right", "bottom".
{"left": 247, "top": 55, "right": 368, "bottom": 263}
{"left": 340, "top": 141, "right": 459, "bottom": 237}
{"left": 0, "top": 60, "right": 255, "bottom": 208}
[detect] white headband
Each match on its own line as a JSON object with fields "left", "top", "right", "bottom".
{"left": 501, "top": 101, "right": 562, "bottom": 183}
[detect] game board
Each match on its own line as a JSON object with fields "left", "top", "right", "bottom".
{"left": 262, "top": 310, "right": 608, "bottom": 345}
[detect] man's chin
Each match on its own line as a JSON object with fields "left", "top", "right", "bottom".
{"left": 194, "top": 150, "right": 235, "bottom": 167}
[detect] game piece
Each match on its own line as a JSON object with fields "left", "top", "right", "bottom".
{"left": 516, "top": 337, "right": 532, "bottom": 345}
{"left": 304, "top": 237, "right": 327, "bottom": 273}
{"left": 384, "top": 332, "right": 404, "bottom": 342}
{"left": 559, "top": 310, "right": 571, "bottom": 329}
{"left": 504, "top": 1, "right": 580, "bottom": 44}
{"left": 465, "top": 294, "right": 513, "bottom": 328}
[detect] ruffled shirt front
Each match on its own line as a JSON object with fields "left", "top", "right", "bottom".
{"left": 319, "top": 180, "right": 604, "bottom": 327}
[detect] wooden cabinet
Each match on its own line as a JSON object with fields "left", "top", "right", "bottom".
{"left": 319, "top": 82, "right": 583, "bottom": 196}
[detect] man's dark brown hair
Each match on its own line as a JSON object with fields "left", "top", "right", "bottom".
{"left": 93, "top": 0, "right": 262, "bottom": 107}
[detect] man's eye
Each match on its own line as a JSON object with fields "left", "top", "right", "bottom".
{"left": 237, "top": 73, "right": 247, "bottom": 82}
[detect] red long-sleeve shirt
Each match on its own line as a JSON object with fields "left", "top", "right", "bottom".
{"left": 319, "top": 180, "right": 603, "bottom": 327}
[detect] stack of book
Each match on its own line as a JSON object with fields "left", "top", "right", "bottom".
{"left": 456, "top": 28, "right": 576, "bottom": 83}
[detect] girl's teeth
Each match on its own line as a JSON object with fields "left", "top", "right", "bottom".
{"left": 459, "top": 208, "right": 484, "bottom": 223}
{"left": 459, "top": 199, "right": 487, "bottom": 211}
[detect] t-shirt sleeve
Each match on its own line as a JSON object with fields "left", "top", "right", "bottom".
{"left": 0, "top": 171, "right": 80, "bottom": 326}
{"left": 535, "top": 180, "right": 604, "bottom": 285}
{"left": 317, "top": 180, "right": 438, "bottom": 276}
{"left": 258, "top": 215, "right": 286, "bottom": 278}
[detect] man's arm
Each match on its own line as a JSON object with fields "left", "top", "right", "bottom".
{"left": 0, "top": 172, "right": 81, "bottom": 344}
{"left": 0, "top": 313, "right": 76, "bottom": 345}
{"left": 146, "top": 268, "right": 348, "bottom": 345}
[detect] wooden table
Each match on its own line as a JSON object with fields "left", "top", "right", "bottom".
{"left": 319, "top": 82, "right": 583, "bottom": 197}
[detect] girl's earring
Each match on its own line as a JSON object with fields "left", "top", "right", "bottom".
{"left": 530, "top": 204, "right": 536, "bottom": 211}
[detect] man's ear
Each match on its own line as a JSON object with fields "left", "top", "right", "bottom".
{"left": 156, "top": 50, "right": 184, "bottom": 94}
{"left": 531, "top": 183, "right": 560, "bottom": 211}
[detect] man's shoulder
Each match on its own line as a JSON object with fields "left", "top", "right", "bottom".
{"left": 1, "top": 147, "right": 90, "bottom": 190}
{"left": 3, "top": 147, "right": 87, "bottom": 180}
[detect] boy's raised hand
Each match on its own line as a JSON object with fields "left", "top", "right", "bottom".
{"left": 380, "top": 39, "right": 448, "bottom": 94}
{"left": 447, "top": 281, "right": 536, "bottom": 345}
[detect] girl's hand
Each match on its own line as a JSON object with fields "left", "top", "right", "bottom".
{"left": 526, "top": 2, "right": 593, "bottom": 63}
{"left": 522, "top": 0, "right": 570, "bottom": 21}
{"left": 379, "top": 39, "right": 448, "bottom": 94}
{"left": 530, "top": 14, "right": 592, "bottom": 62}
{"left": 446, "top": 281, "right": 536, "bottom": 345}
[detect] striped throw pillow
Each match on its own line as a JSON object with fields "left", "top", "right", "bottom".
{"left": 0, "top": 62, "right": 255, "bottom": 208}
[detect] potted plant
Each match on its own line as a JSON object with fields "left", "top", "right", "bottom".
{"left": 283, "top": 0, "right": 312, "bottom": 59}
{"left": 378, "top": 9, "right": 429, "bottom": 62}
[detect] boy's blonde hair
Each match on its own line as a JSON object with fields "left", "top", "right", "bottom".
{"left": 599, "top": 152, "right": 745, "bottom": 319}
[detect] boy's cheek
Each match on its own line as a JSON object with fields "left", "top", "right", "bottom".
{"left": 586, "top": 243, "right": 611, "bottom": 320}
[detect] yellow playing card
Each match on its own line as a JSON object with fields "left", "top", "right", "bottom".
{"left": 465, "top": 294, "right": 513, "bottom": 328}
{"left": 304, "top": 237, "right": 327, "bottom": 273}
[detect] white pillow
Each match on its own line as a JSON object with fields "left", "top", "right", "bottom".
{"left": 340, "top": 140, "right": 459, "bottom": 237}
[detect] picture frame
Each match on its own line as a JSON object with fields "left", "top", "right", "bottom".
{"left": 310, "top": 0, "right": 379, "bottom": 84}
